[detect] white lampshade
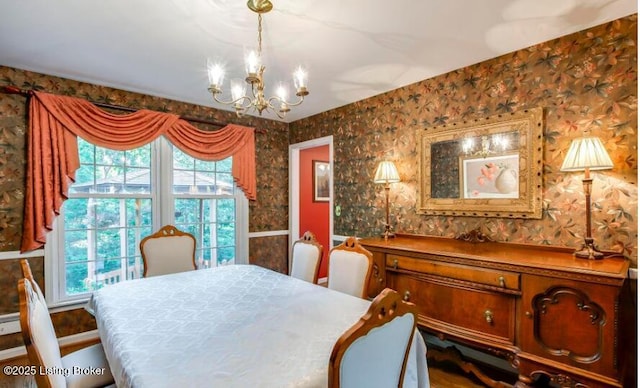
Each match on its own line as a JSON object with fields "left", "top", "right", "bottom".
{"left": 560, "top": 137, "right": 613, "bottom": 172}
{"left": 374, "top": 161, "right": 400, "bottom": 184}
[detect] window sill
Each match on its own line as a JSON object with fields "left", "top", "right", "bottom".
{"left": 48, "top": 297, "right": 91, "bottom": 314}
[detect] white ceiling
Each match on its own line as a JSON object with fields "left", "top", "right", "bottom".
{"left": 0, "top": 0, "right": 636, "bottom": 122}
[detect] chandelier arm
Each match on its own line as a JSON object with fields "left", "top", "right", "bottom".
{"left": 267, "top": 95, "right": 306, "bottom": 108}
{"left": 264, "top": 98, "right": 284, "bottom": 116}
{"left": 211, "top": 93, "right": 253, "bottom": 108}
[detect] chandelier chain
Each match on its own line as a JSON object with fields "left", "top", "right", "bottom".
{"left": 257, "top": 14, "right": 262, "bottom": 57}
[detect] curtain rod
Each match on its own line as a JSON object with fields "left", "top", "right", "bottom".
{"left": 0, "top": 85, "right": 266, "bottom": 133}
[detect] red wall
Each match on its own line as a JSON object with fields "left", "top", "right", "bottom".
{"left": 299, "top": 145, "right": 330, "bottom": 279}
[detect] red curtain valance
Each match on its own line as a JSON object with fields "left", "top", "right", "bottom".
{"left": 21, "top": 91, "right": 256, "bottom": 252}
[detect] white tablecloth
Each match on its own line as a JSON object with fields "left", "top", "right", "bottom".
{"left": 89, "top": 264, "right": 429, "bottom": 388}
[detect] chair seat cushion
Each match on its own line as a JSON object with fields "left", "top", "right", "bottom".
{"left": 62, "top": 343, "right": 114, "bottom": 388}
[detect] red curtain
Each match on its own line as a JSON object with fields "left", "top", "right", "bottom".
{"left": 21, "top": 91, "right": 256, "bottom": 252}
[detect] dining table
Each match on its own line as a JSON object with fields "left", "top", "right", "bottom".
{"left": 88, "top": 264, "right": 430, "bottom": 388}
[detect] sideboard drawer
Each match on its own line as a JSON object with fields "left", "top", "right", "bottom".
{"left": 386, "top": 254, "right": 520, "bottom": 291}
{"left": 388, "top": 273, "right": 516, "bottom": 344}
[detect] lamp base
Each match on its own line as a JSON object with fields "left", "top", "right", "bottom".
{"left": 381, "top": 230, "right": 396, "bottom": 240}
{"left": 573, "top": 237, "right": 605, "bottom": 260}
{"left": 381, "top": 224, "right": 396, "bottom": 240}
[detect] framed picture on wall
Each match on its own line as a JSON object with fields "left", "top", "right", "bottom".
{"left": 313, "top": 160, "right": 330, "bottom": 202}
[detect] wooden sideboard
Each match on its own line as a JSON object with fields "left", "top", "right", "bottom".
{"left": 359, "top": 233, "right": 632, "bottom": 388}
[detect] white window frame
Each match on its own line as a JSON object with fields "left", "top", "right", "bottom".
{"left": 45, "top": 137, "right": 248, "bottom": 306}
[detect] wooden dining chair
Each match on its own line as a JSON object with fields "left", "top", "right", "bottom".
{"left": 290, "top": 231, "right": 323, "bottom": 284}
{"left": 18, "top": 278, "right": 115, "bottom": 388}
{"left": 140, "top": 225, "right": 197, "bottom": 277}
{"left": 327, "top": 237, "right": 373, "bottom": 298}
{"left": 20, "top": 259, "right": 45, "bottom": 303}
{"left": 329, "top": 288, "right": 418, "bottom": 388}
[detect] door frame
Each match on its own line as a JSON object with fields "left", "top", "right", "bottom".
{"left": 288, "top": 135, "right": 333, "bottom": 275}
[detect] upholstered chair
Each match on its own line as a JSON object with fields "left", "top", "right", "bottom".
{"left": 20, "top": 259, "right": 45, "bottom": 303}
{"left": 329, "top": 288, "right": 418, "bottom": 388}
{"left": 140, "top": 225, "right": 197, "bottom": 277}
{"left": 327, "top": 237, "right": 373, "bottom": 299}
{"left": 290, "top": 231, "right": 323, "bottom": 284}
{"left": 18, "top": 278, "right": 115, "bottom": 388}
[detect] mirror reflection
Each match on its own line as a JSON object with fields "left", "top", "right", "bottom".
{"left": 417, "top": 108, "right": 544, "bottom": 219}
{"left": 431, "top": 131, "right": 520, "bottom": 199}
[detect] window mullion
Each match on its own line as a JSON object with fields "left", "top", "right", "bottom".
{"left": 154, "top": 138, "right": 174, "bottom": 228}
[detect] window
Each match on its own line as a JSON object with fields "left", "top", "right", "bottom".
{"left": 46, "top": 137, "right": 248, "bottom": 304}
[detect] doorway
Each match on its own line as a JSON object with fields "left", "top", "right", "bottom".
{"left": 289, "top": 136, "right": 333, "bottom": 282}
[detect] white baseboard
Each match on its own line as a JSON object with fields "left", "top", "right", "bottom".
{"left": 0, "top": 330, "right": 99, "bottom": 362}
{"left": 248, "top": 230, "right": 289, "bottom": 238}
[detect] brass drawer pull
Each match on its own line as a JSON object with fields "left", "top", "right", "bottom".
{"left": 484, "top": 310, "right": 494, "bottom": 324}
{"left": 403, "top": 290, "right": 411, "bottom": 301}
{"left": 393, "top": 259, "right": 398, "bottom": 270}
{"left": 498, "top": 276, "right": 506, "bottom": 288}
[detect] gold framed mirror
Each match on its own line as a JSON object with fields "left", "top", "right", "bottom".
{"left": 417, "top": 108, "right": 543, "bottom": 219}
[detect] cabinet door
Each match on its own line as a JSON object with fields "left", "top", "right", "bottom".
{"left": 520, "top": 274, "right": 620, "bottom": 380}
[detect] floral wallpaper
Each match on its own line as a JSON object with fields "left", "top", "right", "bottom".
{"left": 290, "top": 15, "right": 638, "bottom": 266}
{"left": 250, "top": 235, "right": 289, "bottom": 274}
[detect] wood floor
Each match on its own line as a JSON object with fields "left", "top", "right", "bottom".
{"left": 429, "top": 365, "right": 486, "bottom": 387}
{"left": 428, "top": 359, "right": 512, "bottom": 388}
{"left": 0, "top": 374, "right": 34, "bottom": 388}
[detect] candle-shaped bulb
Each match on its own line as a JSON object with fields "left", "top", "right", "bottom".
{"left": 245, "top": 50, "right": 261, "bottom": 76}
{"left": 207, "top": 61, "right": 225, "bottom": 91}
{"left": 293, "top": 66, "right": 307, "bottom": 90}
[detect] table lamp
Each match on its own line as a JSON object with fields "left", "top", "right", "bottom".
{"left": 560, "top": 135, "right": 613, "bottom": 259}
{"left": 374, "top": 161, "right": 400, "bottom": 239}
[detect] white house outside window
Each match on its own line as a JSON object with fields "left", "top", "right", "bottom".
{"left": 46, "top": 136, "right": 248, "bottom": 304}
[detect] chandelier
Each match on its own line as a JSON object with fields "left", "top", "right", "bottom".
{"left": 207, "top": 0, "right": 309, "bottom": 119}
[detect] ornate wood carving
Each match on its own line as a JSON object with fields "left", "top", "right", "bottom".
{"left": 428, "top": 345, "right": 512, "bottom": 388}
{"left": 532, "top": 287, "right": 605, "bottom": 363}
{"left": 455, "top": 228, "right": 495, "bottom": 243}
{"left": 530, "top": 370, "right": 590, "bottom": 388}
